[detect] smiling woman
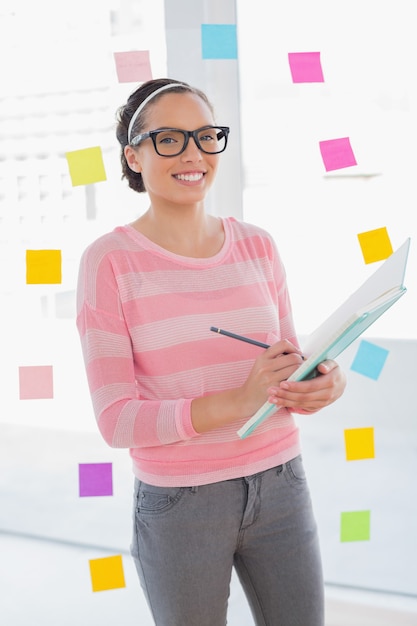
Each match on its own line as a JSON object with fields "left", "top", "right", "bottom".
{"left": 116, "top": 79, "right": 221, "bottom": 195}
{"left": 75, "top": 76, "right": 346, "bottom": 625}
{"left": 1, "top": 2, "right": 415, "bottom": 624}
{"left": 119, "top": 82, "right": 227, "bottom": 243}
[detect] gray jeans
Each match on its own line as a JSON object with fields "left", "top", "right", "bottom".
{"left": 130, "top": 455, "right": 324, "bottom": 626}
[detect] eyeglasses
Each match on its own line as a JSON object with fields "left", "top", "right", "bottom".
{"left": 130, "top": 125, "right": 230, "bottom": 156}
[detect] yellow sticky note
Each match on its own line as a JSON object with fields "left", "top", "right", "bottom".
{"left": 66, "top": 146, "right": 107, "bottom": 186}
{"left": 357, "top": 227, "right": 393, "bottom": 264}
{"left": 89, "top": 555, "right": 126, "bottom": 592}
{"left": 26, "top": 250, "right": 62, "bottom": 284}
{"left": 344, "top": 427, "right": 375, "bottom": 461}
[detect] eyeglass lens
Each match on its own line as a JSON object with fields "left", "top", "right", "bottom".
{"left": 154, "top": 128, "right": 226, "bottom": 156}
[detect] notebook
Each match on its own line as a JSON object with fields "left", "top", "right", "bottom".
{"left": 237, "top": 238, "right": 410, "bottom": 439}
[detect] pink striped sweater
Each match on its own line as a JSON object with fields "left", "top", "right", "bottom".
{"left": 76, "top": 217, "right": 302, "bottom": 486}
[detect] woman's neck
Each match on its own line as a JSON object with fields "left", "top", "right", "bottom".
{"left": 130, "top": 205, "right": 225, "bottom": 258}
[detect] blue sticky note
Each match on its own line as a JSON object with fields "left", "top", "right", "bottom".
{"left": 201, "top": 24, "right": 238, "bottom": 59}
{"left": 350, "top": 340, "right": 389, "bottom": 380}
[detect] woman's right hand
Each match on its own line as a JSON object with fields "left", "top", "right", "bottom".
{"left": 239, "top": 340, "right": 305, "bottom": 416}
{"left": 191, "top": 339, "right": 304, "bottom": 434}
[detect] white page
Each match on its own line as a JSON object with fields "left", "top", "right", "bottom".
{"left": 302, "top": 238, "right": 410, "bottom": 354}
{"left": 238, "top": 238, "right": 410, "bottom": 439}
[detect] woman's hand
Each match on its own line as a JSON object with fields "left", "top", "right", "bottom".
{"left": 192, "top": 344, "right": 344, "bottom": 434}
{"left": 239, "top": 340, "right": 305, "bottom": 416}
{"left": 266, "top": 359, "right": 346, "bottom": 413}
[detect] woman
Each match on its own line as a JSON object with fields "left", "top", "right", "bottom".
{"left": 76, "top": 78, "right": 346, "bottom": 626}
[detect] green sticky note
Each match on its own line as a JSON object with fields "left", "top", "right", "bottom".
{"left": 66, "top": 146, "right": 107, "bottom": 186}
{"left": 340, "top": 510, "right": 371, "bottom": 542}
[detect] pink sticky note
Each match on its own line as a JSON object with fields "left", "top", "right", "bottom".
{"left": 288, "top": 52, "right": 324, "bottom": 83}
{"left": 19, "top": 365, "right": 54, "bottom": 400}
{"left": 79, "top": 463, "right": 113, "bottom": 497}
{"left": 113, "top": 50, "right": 152, "bottom": 83}
{"left": 319, "top": 137, "right": 357, "bottom": 172}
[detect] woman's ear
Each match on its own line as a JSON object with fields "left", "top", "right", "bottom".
{"left": 124, "top": 145, "right": 142, "bottom": 173}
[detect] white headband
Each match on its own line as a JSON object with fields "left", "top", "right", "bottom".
{"left": 127, "top": 83, "right": 186, "bottom": 144}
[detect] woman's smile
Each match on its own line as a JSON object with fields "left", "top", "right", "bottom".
{"left": 173, "top": 170, "right": 206, "bottom": 183}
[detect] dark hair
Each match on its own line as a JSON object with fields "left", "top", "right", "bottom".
{"left": 116, "top": 78, "right": 214, "bottom": 193}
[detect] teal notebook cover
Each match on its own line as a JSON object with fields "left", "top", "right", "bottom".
{"left": 237, "top": 238, "right": 410, "bottom": 439}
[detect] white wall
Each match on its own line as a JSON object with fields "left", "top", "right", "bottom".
{"left": 236, "top": 0, "right": 417, "bottom": 597}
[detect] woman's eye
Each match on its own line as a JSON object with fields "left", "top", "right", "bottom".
{"left": 156, "top": 130, "right": 183, "bottom": 145}
{"left": 158, "top": 136, "right": 177, "bottom": 144}
{"left": 199, "top": 134, "right": 215, "bottom": 143}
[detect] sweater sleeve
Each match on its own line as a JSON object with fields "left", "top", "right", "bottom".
{"left": 76, "top": 247, "right": 198, "bottom": 449}
{"left": 268, "top": 235, "right": 299, "bottom": 347}
{"left": 267, "top": 235, "right": 320, "bottom": 415}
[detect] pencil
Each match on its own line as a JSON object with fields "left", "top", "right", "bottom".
{"left": 210, "top": 326, "right": 270, "bottom": 349}
{"left": 210, "top": 326, "right": 305, "bottom": 360}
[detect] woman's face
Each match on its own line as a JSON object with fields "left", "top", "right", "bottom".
{"left": 125, "top": 92, "right": 220, "bottom": 209}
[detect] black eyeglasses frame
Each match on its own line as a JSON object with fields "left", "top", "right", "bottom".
{"left": 130, "top": 125, "right": 230, "bottom": 156}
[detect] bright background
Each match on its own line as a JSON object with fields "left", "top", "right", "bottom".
{"left": 0, "top": 1, "right": 416, "bottom": 624}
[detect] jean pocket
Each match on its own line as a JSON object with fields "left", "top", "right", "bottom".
{"left": 284, "top": 455, "right": 307, "bottom": 488}
{"left": 136, "top": 482, "right": 185, "bottom": 516}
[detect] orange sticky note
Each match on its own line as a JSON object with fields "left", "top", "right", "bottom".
{"left": 357, "top": 227, "right": 393, "bottom": 264}
{"left": 66, "top": 146, "right": 107, "bottom": 187}
{"left": 344, "top": 427, "right": 375, "bottom": 461}
{"left": 114, "top": 50, "right": 152, "bottom": 83}
{"left": 19, "top": 365, "right": 54, "bottom": 399}
{"left": 89, "top": 555, "right": 126, "bottom": 592}
{"left": 26, "top": 249, "right": 62, "bottom": 284}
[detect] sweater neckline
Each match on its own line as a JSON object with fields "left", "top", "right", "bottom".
{"left": 119, "top": 217, "right": 233, "bottom": 266}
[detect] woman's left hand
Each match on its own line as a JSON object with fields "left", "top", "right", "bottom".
{"left": 267, "top": 360, "right": 346, "bottom": 413}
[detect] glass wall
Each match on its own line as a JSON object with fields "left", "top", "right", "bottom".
{"left": 0, "top": 0, "right": 167, "bottom": 552}
{"left": 236, "top": 0, "right": 417, "bottom": 598}
{"left": 237, "top": 0, "right": 416, "bottom": 339}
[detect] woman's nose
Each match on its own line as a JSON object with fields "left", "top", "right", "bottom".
{"left": 181, "top": 137, "right": 203, "bottom": 161}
